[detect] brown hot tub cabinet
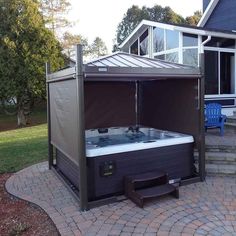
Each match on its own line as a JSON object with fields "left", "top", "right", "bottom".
{"left": 56, "top": 127, "right": 194, "bottom": 201}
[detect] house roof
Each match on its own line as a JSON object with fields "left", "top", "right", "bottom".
{"left": 119, "top": 19, "right": 236, "bottom": 49}
{"left": 198, "top": 0, "right": 219, "bottom": 27}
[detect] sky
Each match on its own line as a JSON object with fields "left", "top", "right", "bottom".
{"left": 68, "top": 0, "right": 202, "bottom": 52}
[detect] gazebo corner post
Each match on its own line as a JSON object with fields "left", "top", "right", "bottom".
{"left": 76, "top": 44, "right": 88, "bottom": 211}
{"left": 199, "top": 53, "right": 206, "bottom": 181}
{"left": 46, "top": 62, "right": 53, "bottom": 170}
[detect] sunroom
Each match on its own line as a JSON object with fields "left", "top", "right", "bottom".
{"left": 120, "top": 20, "right": 236, "bottom": 115}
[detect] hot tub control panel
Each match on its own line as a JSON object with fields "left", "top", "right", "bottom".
{"left": 99, "top": 161, "right": 116, "bottom": 177}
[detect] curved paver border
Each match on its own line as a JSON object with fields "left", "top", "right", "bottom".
{"left": 5, "top": 162, "right": 236, "bottom": 236}
{"left": 6, "top": 162, "right": 82, "bottom": 236}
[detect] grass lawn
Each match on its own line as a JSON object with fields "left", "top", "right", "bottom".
{"left": 0, "top": 124, "right": 48, "bottom": 173}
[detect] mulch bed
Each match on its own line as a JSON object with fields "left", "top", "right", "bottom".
{"left": 0, "top": 174, "right": 59, "bottom": 236}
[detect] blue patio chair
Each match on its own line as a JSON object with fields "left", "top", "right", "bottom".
{"left": 205, "top": 103, "right": 227, "bottom": 136}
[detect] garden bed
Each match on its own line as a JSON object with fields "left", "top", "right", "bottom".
{"left": 0, "top": 173, "right": 59, "bottom": 236}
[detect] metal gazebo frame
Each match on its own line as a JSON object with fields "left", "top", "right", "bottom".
{"left": 46, "top": 45, "right": 205, "bottom": 211}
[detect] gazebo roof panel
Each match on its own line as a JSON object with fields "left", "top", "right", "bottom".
{"left": 85, "top": 52, "right": 197, "bottom": 70}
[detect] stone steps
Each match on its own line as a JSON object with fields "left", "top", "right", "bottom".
{"left": 224, "top": 113, "right": 236, "bottom": 132}
{"left": 205, "top": 145, "right": 236, "bottom": 153}
{"left": 225, "top": 122, "right": 236, "bottom": 133}
{"left": 206, "top": 163, "right": 236, "bottom": 175}
{"left": 195, "top": 150, "right": 236, "bottom": 176}
{"left": 206, "top": 152, "right": 236, "bottom": 163}
{"left": 199, "top": 110, "right": 236, "bottom": 176}
{"left": 226, "top": 116, "right": 236, "bottom": 124}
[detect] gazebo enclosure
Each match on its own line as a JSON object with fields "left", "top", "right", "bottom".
{"left": 46, "top": 45, "right": 205, "bottom": 211}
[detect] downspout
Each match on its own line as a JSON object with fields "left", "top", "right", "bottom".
{"left": 200, "top": 35, "right": 211, "bottom": 53}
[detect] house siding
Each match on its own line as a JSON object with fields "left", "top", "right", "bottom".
{"left": 205, "top": 0, "right": 236, "bottom": 31}
{"left": 203, "top": 0, "right": 211, "bottom": 12}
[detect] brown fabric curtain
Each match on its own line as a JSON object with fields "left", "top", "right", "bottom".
{"left": 49, "top": 79, "right": 79, "bottom": 165}
{"left": 140, "top": 79, "right": 200, "bottom": 144}
{"left": 84, "top": 81, "right": 136, "bottom": 129}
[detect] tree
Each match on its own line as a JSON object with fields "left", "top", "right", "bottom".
{"left": 112, "top": 38, "right": 120, "bottom": 53}
{"left": 146, "top": 5, "right": 185, "bottom": 25}
{"left": 116, "top": 6, "right": 149, "bottom": 45}
{"left": 61, "top": 32, "right": 89, "bottom": 58}
{"left": 116, "top": 5, "right": 185, "bottom": 45}
{"left": 89, "top": 37, "right": 108, "bottom": 58}
{"left": 39, "top": 0, "right": 71, "bottom": 35}
{"left": 0, "top": 0, "right": 65, "bottom": 126}
{"left": 185, "top": 11, "right": 202, "bottom": 26}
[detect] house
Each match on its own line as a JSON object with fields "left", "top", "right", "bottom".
{"left": 119, "top": 1, "right": 236, "bottom": 116}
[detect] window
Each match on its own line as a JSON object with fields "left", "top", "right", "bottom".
{"left": 205, "top": 50, "right": 235, "bottom": 95}
{"left": 183, "top": 48, "right": 198, "bottom": 66}
{"left": 220, "top": 52, "right": 234, "bottom": 94}
{"left": 140, "top": 30, "right": 148, "bottom": 56}
{"left": 155, "top": 52, "right": 178, "bottom": 63}
{"left": 205, "top": 51, "right": 218, "bottom": 94}
{"left": 166, "top": 52, "right": 178, "bottom": 63}
{"left": 166, "top": 30, "right": 179, "bottom": 50}
{"left": 183, "top": 33, "right": 198, "bottom": 47}
{"left": 153, "top": 27, "right": 164, "bottom": 52}
{"left": 154, "top": 55, "right": 165, "bottom": 60}
{"left": 130, "top": 40, "right": 138, "bottom": 55}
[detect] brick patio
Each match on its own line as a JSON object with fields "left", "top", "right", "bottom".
{"left": 5, "top": 162, "right": 236, "bottom": 236}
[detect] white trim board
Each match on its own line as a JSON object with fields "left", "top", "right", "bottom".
{"left": 198, "top": 0, "right": 220, "bottom": 27}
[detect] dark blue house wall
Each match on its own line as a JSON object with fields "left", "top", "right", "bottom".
{"left": 205, "top": 0, "right": 236, "bottom": 31}
{"left": 203, "top": 0, "right": 211, "bottom": 12}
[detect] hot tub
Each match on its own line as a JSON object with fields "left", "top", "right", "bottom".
{"left": 56, "top": 126, "right": 195, "bottom": 200}
{"left": 86, "top": 126, "right": 193, "bottom": 157}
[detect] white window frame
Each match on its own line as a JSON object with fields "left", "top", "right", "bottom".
{"left": 153, "top": 29, "right": 200, "bottom": 66}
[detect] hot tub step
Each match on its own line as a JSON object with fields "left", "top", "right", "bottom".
{"left": 125, "top": 170, "right": 168, "bottom": 184}
{"left": 124, "top": 171, "right": 179, "bottom": 208}
{"left": 136, "top": 184, "right": 179, "bottom": 198}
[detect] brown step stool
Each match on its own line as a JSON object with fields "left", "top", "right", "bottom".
{"left": 124, "top": 170, "right": 179, "bottom": 208}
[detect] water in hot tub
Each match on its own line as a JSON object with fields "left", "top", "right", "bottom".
{"left": 86, "top": 127, "right": 171, "bottom": 147}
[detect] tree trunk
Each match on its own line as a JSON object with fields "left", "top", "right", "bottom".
{"left": 17, "top": 108, "right": 27, "bottom": 127}
{"left": 17, "top": 94, "right": 31, "bottom": 127}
